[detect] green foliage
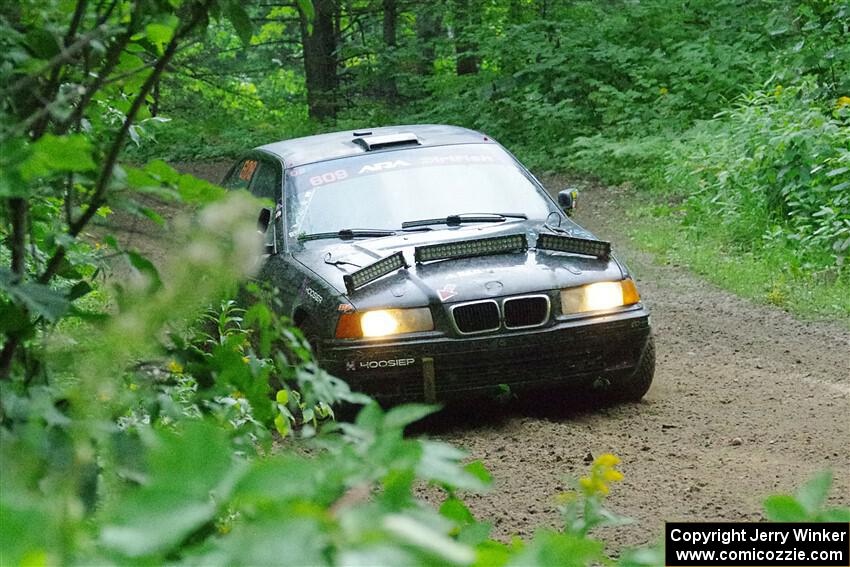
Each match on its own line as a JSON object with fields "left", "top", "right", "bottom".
{"left": 764, "top": 472, "right": 850, "bottom": 523}
{"left": 4, "top": 1, "right": 850, "bottom": 564}
{"left": 579, "top": 83, "right": 850, "bottom": 270}
{"left": 0, "top": 0, "right": 275, "bottom": 382}
{"left": 668, "top": 85, "right": 849, "bottom": 266}
{"left": 625, "top": 192, "right": 850, "bottom": 322}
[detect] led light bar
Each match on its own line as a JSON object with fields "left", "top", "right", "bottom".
{"left": 343, "top": 251, "right": 407, "bottom": 294}
{"left": 414, "top": 233, "right": 528, "bottom": 264}
{"left": 536, "top": 233, "right": 611, "bottom": 259}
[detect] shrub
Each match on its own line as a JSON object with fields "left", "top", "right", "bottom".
{"left": 666, "top": 83, "right": 850, "bottom": 268}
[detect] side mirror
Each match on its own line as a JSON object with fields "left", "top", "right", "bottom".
{"left": 257, "top": 207, "right": 272, "bottom": 233}
{"left": 558, "top": 188, "right": 579, "bottom": 216}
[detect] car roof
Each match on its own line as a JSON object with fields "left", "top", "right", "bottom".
{"left": 256, "top": 124, "right": 491, "bottom": 167}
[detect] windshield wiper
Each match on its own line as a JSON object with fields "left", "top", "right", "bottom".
{"left": 299, "top": 228, "right": 397, "bottom": 241}
{"left": 401, "top": 212, "right": 528, "bottom": 229}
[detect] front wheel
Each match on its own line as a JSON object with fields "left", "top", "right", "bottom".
{"left": 614, "top": 335, "right": 655, "bottom": 402}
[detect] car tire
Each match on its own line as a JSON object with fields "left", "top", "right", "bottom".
{"left": 297, "top": 321, "right": 321, "bottom": 359}
{"left": 615, "top": 335, "right": 655, "bottom": 402}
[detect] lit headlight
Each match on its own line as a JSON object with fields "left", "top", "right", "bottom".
{"left": 335, "top": 308, "right": 434, "bottom": 339}
{"left": 560, "top": 279, "right": 641, "bottom": 315}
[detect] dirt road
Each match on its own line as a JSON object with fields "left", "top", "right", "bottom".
{"left": 430, "top": 180, "right": 850, "bottom": 550}
{"left": 150, "top": 163, "right": 848, "bottom": 552}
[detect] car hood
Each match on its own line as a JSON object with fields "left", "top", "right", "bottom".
{"left": 293, "top": 221, "right": 627, "bottom": 310}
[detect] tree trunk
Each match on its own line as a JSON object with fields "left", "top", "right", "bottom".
{"left": 454, "top": 0, "right": 479, "bottom": 76}
{"left": 299, "top": 0, "right": 338, "bottom": 121}
{"left": 381, "top": 0, "right": 399, "bottom": 99}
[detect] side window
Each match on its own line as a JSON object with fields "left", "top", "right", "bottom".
{"left": 223, "top": 159, "right": 259, "bottom": 190}
{"left": 249, "top": 161, "right": 281, "bottom": 201}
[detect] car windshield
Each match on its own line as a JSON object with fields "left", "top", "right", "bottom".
{"left": 285, "top": 144, "right": 555, "bottom": 237}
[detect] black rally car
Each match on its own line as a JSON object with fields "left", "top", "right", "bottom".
{"left": 223, "top": 125, "right": 654, "bottom": 403}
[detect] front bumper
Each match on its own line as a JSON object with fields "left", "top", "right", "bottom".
{"left": 319, "top": 305, "right": 652, "bottom": 402}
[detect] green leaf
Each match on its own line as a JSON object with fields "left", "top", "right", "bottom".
{"left": 510, "top": 531, "right": 605, "bottom": 567}
{"left": 67, "top": 281, "right": 93, "bottom": 302}
{"left": 383, "top": 513, "right": 475, "bottom": 565}
{"left": 440, "top": 497, "right": 475, "bottom": 525}
{"left": 20, "top": 134, "right": 95, "bottom": 180}
{"left": 143, "top": 159, "right": 180, "bottom": 182}
{"left": 382, "top": 468, "right": 415, "bottom": 508}
{"left": 355, "top": 402, "right": 384, "bottom": 430}
{"left": 137, "top": 205, "right": 165, "bottom": 226}
{"left": 338, "top": 545, "right": 418, "bottom": 567}
{"left": 795, "top": 471, "right": 832, "bottom": 515}
{"left": 297, "top": 0, "right": 315, "bottom": 21}
{"left": 174, "top": 172, "right": 226, "bottom": 204}
{"left": 145, "top": 17, "right": 177, "bottom": 54}
{"left": 0, "top": 485, "right": 56, "bottom": 567}
{"left": 235, "top": 455, "right": 325, "bottom": 504}
{"left": 0, "top": 269, "right": 70, "bottom": 322}
{"left": 100, "top": 496, "right": 216, "bottom": 557}
{"left": 417, "top": 441, "right": 487, "bottom": 491}
{"left": 475, "top": 540, "right": 511, "bottom": 567}
{"left": 0, "top": 139, "right": 29, "bottom": 197}
{"left": 275, "top": 389, "right": 289, "bottom": 404}
{"left": 0, "top": 302, "right": 35, "bottom": 335}
{"left": 226, "top": 2, "right": 254, "bottom": 46}
{"left": 100, "top": 422, "right": 242, "bottom": 558}
{"left": 384, "top": 403, "right": 439, "bottom": 429}
{"left": 25, "top": 29, "right": 60, "bottom": 59}
{"left": 818, "top": 508, "right": 850, "bottom": 522}
{"left": 126, "top": 250, "right": 162, "bottom": 291}
{"left": 763, "top": 495, "right": 808, "bottom": 522}
{"left": 200, "top": 517, "right": 330, "bottom": 566}
{"left": 464, "top": 461, "right": 492, "bottom": 485}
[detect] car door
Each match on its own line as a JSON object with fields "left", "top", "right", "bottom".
{"left": 247, "top": 159, "right": 282, "bottom": 254}
{"left": 243, "top": 158, "right": 303, "bottom": 320}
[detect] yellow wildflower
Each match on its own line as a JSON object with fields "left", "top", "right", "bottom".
{"left": 603, "top": 468, "right": 624, "bottom": 482}
{"left": 595, "top": 453, "right": 620, "bottom": 467}
{"left": 231, "top": 390, "right": 243, "bottom": 399}
{"left": 577, "top": 453, "right": 625, "bottom": 497}
{"left": 167, "top": 360, "right": 183, "bottom": 374}
{"left": 128, "top": 383, "right": 138, "bottom": 391}
{"left": 837, "top": 96, "right": 850, "bottom": 108}
{"left": 242, "top": 356, "right": 250, "bottom": 364}
{"left": 774, "top": 84, "right": 783, "bottom": 96}
{"left": 659, "top": 87, "right": 668, "bottom": 95}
